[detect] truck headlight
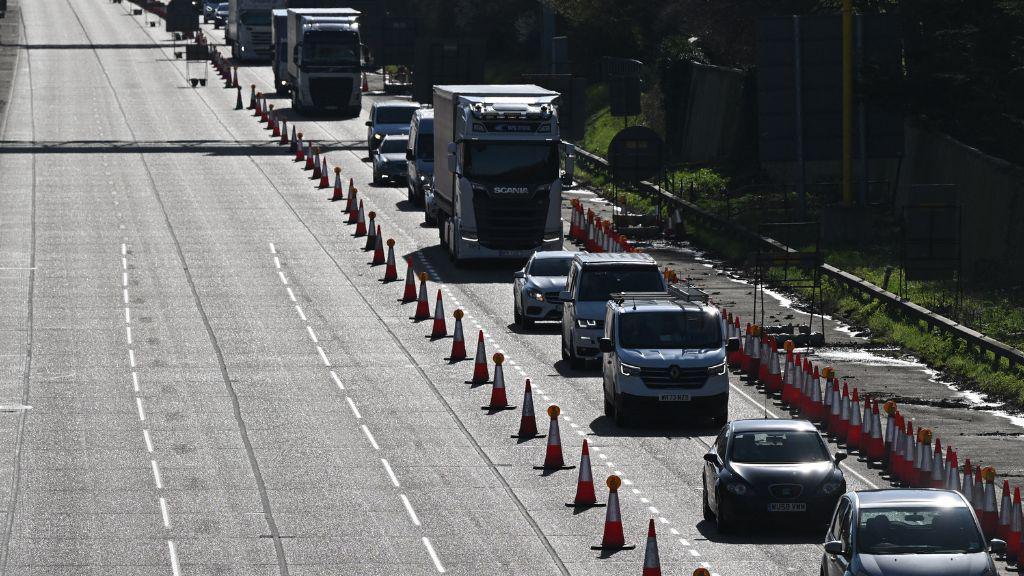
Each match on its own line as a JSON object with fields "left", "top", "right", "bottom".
{"left": 576, "top": 318, "right": 598, "bottom": 329}
{"left": 707, "top": 362, "right": 727, "bottom": 376}
{"left": 527, "top": 290, "right": 544, "bottom": 302}
{"left": 619, "top": 363, "right": 641, "bottom": 377}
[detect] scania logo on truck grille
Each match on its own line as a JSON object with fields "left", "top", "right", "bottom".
{"left": 493, "top": 186, "right": 530, "bottom": 195}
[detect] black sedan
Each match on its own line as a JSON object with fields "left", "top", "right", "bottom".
{"left": 702, "top": 419, "right": 846, "bottom": 533}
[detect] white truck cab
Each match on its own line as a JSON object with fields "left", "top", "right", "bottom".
{"left": 597, "top": 285, "right": 738, "bottom": 427}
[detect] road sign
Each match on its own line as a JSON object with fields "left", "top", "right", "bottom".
{"left": 607, "top": 126, "right": 663, "bottom": 184}
{"left": 165, "top": 0, "right": 199, "bottom": 33}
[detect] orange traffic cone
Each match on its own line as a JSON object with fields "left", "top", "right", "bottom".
{"left": 866, "top": 400, "right": 885, "bottom": 462}
{"left": 781, "top": 350, "right": 797, "bottom": 405}
{"left": 361, "top": 72, "right": 369, "bottom": 93}
{"left": 641, "top": 519, "right": 662, "bottom": 576}
{"left": 232, "top": 66, "right": 239, "bottom": 88}
{"left": 727, "top": 317, "right": 742, "bottom": 368}
{"left": 591, "top": 475, "right": 634, "bottom": 550}
{"left": 371, "top": 227, "right": 385, "bottom": 265}
{"left": 981, "top": 467, "right": 999, "bottom": 539}
{"left": 331, "top": 167, "right": 344, "bottom": 201}
{"left": 999, "top": 479, "right": 1012, "bottom": 543}
{"left": 470, "top": 330, "right": 489, "bottom": 384}
{"left": 847, "top": 388, "right": 863, "bottom": 451}
{"left": 962, "top": 459, "right": 976, "bottom": 506}
{"left": 512, "top": 378, "right": 543, "bottom": 439}
{"left": 930, "top": 439, "right": 946, "bottom": 488}
{"left": 534, "top": 405, "right": 574, "bottom": 471}
{"left": 289, "top": 125, "right": 297, "bottom": 153}
{"left": 482, "top": 353, "right": 516, "bottom": 411}
{"left": 448, "top": 309, "right": 466, "bottom": 361}
{"left": 255, "top": 93, "right": 264, "bottom": 119}
{"left": 363, "top": 212, "right": 377, "bottom": 250}
{"left": 413, "top": 273, "right": 430, "bottom": 321}
{"left": 271, "top": 111, "right": 281, "bottom": 138}
{"left": 279, "top": 119, "right": 289, "bottom": 145}
{"left": 566, "top": 439, "right": 602, "bottom": 507}
{"left": 346, "top": 188, "right": 360, "bottom": 223}
{"left": 974, "top": 467, "right": 985, "bottom": 518}
{"left": 305, "top": 143, "right": 316, "bottom": 170}
{"left": 401, "top": 257, "right": 416, "bottom": 302}
{"left": 311, "top": 149, "right": 322, "bottom": 178}
{"left": 354, "top": 201, "right": 367, "bottom": 236}
{"left": 430, "top": 289, "right": 447, "bottom": 338}
{"left": 295, "top": 132, "right": 305, "bottom": 161}
{"left": 319, "top": 157, "right": 330, "bottom": 188}
{"left": 235, "top": 85, "right": 244, "bottom": 110}
{"left": 381, "top": 239, "right": 397, "bottom": 277}
{"left": 1008, "top": 487, "right": 1022, "bottom": 563}
{"left": 945, "top": 450, "right": 961, "bottom": 492}
{"left": 248, "top": 84, "right": 257, "bottom": 109}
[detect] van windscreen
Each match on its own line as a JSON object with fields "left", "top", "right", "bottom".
{"left": 618, "top": 310, "right": 721, "bottom": 349}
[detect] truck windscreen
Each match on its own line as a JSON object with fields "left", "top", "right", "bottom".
{"left": 302, "top": 32, "right": 360, "bottom": 66}
{"left": 463, "top": 141, "right": 558, "bottom": 183}
{"left": 240, "top": 10, "right": 271, "bottom": 26}
{"left": 619, "top": 311, "right": 721, "bottom": 349}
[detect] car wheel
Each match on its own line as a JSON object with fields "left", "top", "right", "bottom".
{"left": 568, "top": 344, "right": 586, "bottom": 371}
{"left": 603, "top": 390, "right": 614, "bottom": 419}
{"left": 407, "top": 184, "right": 414, "bottom": 204}
{"left": 518, "top": 308, "right": 533, "bottom": 330}
{"left": 613, "top": 395, "right": 629, "bottom": 426}
{"left": 561, "top": 334, "right": 570, "bottom": 362}
{"left": 514, "top": 305, "right": 522, "bottom": 325}
{"left": 702, "top": 481, "right": 715, "bottom": 522}
{"left": 372, "top": 169, "right": 381, "bottom": 185}
{"left": 716, "top": 493, "right": 734, "bottom": 534}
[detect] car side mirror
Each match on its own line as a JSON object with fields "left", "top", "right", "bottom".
{"left": 559, "top": 291, "right": 571, "bottom": 302}
{"left": 598, "top": 338, "right": 614, "bottom": 353}
{"left": 990, "top": 538, "right": 1007, "bottom": 554}
{"left": 726, "top": 337, "right": 740, "bottom": 352}
{"left": 513, "top": 271, "right": 525, "bottom": 279}
{"left": 823, "top": 540, "right": 845, "bottom": 556}
{"left": 406, "top": 150, "right": 414, "bottom": 161}
{"left": 703, "top": 453, "right": 719, "bottom": 465}
{"left": 365, "top": 121, "right": 372, "bottom": 127}
{"left": 833, "top": 452, "right": 848, "bottom": 464}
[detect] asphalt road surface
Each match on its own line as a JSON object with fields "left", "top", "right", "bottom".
{"left": 0, "top": 1, "right": 1015, "bottom": 575}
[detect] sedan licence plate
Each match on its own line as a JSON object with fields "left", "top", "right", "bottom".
{"left": 768, "top": 503, "right": 806, "bottom": 512}
{"left": 659, "top": 394, "right": 691, "bottom": 402}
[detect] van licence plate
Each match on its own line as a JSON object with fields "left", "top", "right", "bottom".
{"left": 768, "top": 503, "right": 806, "bottom": 512}
{"left": 659, "top": 394, "right": 691, "bottom": 402}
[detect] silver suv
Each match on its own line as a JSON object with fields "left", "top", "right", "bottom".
{"left": 560, "top": 253, "right": 666, "bottom": 370}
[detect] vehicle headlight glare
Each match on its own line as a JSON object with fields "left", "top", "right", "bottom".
{"left": 527, "top": 290, "right": 544, "bottom": 302}
{"left": 707, "top": 361, "right": 727, "bottom": 376}
{"left": 620, "top": 363, "right": 641, "bottom": 377}
{"left": 576, "top": 318, "right": 598, "bottom": 329}
{"left": 373, "top": 133, "right": 382, "bottom": 140}
{"left": 725, "top": 482, "right": 748, "bottom": 495}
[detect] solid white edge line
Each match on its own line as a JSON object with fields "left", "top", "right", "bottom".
{"left": 330, "top": 370, "right": 344, "bottom": 390}
{"left": 122, "top": 272, "right": 128, "bottom": 287}
{"left": 123, "top": 289, "right": 129, "bottom": 305}
{"left": 159, "top": 497, "right": 170, "bottom": 527}
{"left": 399, "top": 494, "right": 421, "bottom": 526}
{"left": 361, "top": 424, "right": 379, "bottom": 450}
{"left": 168, "top": 540, "right": 181, "bottom": 576}
{"left": 136, "top": 397, "right": 146, "bottom": 421}
{"left": 422, "top": 537, "right": 445, "bottom": 573}
{"left": 316, "top": 345, "right": 331, "bottom": 367}
{"left": 143, "top": 429, "right": 154, "bottom": 453}
{"left": 381, "top": 458, "right": 399, "bottom": 487}
{"left": 121, "top": 243, "right": 127, "bottom": 256}
{"left": 122, "top": 257, "right": 127, "bottom": 270}
{"left": 151, "top": 459, "right": 163, "bottom": 489}
{"left": 346, "top": 397, "right": 362, "bottom": 419}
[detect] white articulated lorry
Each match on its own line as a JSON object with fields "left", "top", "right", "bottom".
{"left": 286, "top": 8, "right": 362, "bottom": 115}
{"left": 227, "top": 0, "right": 279, "bottom": 61}
{"left": 433, "top": 85, "right": 564, "bottom": 263}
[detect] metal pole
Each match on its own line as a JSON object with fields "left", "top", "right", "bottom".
{"left": 793, "top": 16, "right": 807, "bottom": 217}
{"left": 842, "top": 0, "right": 854, "bottom": 206}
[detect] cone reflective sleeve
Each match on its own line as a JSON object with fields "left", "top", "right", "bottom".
{"left": 516, "top": 378, "right": 538, "bottom": 437}
{"left": 572, "top": 440, "right": 597, "bottom": 505}
{"left": 430, "top": 289, "right": 447, "bottom": 338}
{"left": 999, "top": 480, "right": 1012, "bottom": 542}
{"left": 962, "top": 460, "right": 975, "bottom": 503}
{"left": 642, "top": 519, "right": 662, "bottom": 576}
{"left": 402, "top": 257, "right": 417, "bottom": 302}
{"left": 946, "top": 451, "right": 961, "bottom": 493}
{"left": 449, "top": 310, "right": 466, "bottom": 361}
{"left": 382, "top": 239, "right": 398, "bottom": 281}
{"left": 471, "top": 330, "right": 489, "bottom": 384}
{"left": 363, "top": 212, "right": 376, "bottom": 249}
{"left": 982, "top": 472, "right": 999, "bottom": 539}
{"left": 319, "top": 158, "right": 330, "bottom": 188}
{"left": 354, "top": 201, "right": 367, "bottom": 236}
{"left": 930, "top": 440, "right": 946, "bottom": 488}
{"left": 414, "top": 273, "right": 430, "bottom": 320}
{"left": 371, "top": 227, "right": 385, "bottom": 266}
{"left": 599, "top": 476, "right": 626, "bottom": 549}
{"left": 486, "top": 354, "right": 508, "bottom": 409}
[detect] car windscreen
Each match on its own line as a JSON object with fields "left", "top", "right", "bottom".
{"left": 529, "top": 257, "right": 572, "bottom": 277}
{"left": 577, "top": 267, "right": 663, "bottom": 302}
{"left": 729, "top": 431, "right": 830, "bottom": 464}
{"left": 380, "top": 138, "right": 408, "bottom": 154}
{"left": 618, "top": 310, "right": 721, "bottom": 349}
{"left": 857, "top": 507, "right": 985, "bottom": 555}
{"left": 375, "top": 107, "right": 417, "bottom": 125}
{"left": 239, "top": 10, "right": 270, "bottom": 26}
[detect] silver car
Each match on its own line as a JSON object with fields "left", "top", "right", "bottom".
{"left": 372, "top": 135, "right": 409, "bottom": 185}
{"left": 822, "top": 489, "right": 1004, "bottom": 576}
{"left": 512, "top": 251, "right": 574, "bottom": 329}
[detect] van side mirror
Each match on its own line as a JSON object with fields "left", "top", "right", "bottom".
{"left": 703, "top": 453, "right": 719, "bottom": 464}
{"left": 990, "top": 539, "right": 1007, "bottom": 554}
{"left": 559, "top": 290, "right": 571, "bottom": 302}
{"left": 833, "top": 452, "right": 848, "bottom": 464}
{"left": 726, "top": 337, "right": 740, "bottom": 352}
{"left": 513, "top": 271, "right": 525, "bottom": 279}
{"left": 365, "top": 120, "right": 373, "bottom": 127}
{"left": 598, "top": 338, "right": 614, "bottom": 353}
{"left": 823, "top": 540, "right": 845, "bottom": 556}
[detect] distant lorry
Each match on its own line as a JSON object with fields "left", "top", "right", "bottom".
{"left": 433, "top": 85, "right": 565, "bottom": 263}
{"left": 273, "top": 8, "right": 357, "bottom": 96}
{"left": 227, "top": 0, "right": 278, "bottom": 61}
{"left": 286, "top": 8, "right": 363, "bottom": 115}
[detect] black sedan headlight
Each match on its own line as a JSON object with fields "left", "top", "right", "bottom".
{"left": 724, "top": 481, "right": 750, "bottom": 496}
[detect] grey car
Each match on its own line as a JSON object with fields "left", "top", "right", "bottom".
{"left": 821, "top": 489, "right": 1005, "bottom": 576}
{"left": 513, "top": 251, "right": 574, "bottom": 329}
{"left": 372, "top": 135, "right": 409, "bottom": 185}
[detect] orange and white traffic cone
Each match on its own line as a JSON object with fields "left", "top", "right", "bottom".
{"left": 641, "top": 519, "right": 662, "bottom": 576}
{"left": 846, "top": 388, "right": 863, "bottom": 451}
{"left": 248, "top": 84, "right": 257, "bottom": 109}
{"left": 354, "top": 201, "right": 367, "bottom": 236}
{"left": 253, "top": 89, "right": 262, "bottom": 115}
{"left": 401, "top": 257, "right": 417, "bottom": 302}
{"left": 974, "top": 467, "right": 986, "bottom": 518}
{"left": 483, "top": 353, "right": 515, "bottom": 411}
{"left": 566, "top": 439, "right": 602, "bottom": 507}
{"left": 930, "top": 439, "right": 946, "bottom": 489}
{"left": 916, "top": 429, "right": 932, "bottom": 488}
{"left": 289, "top": 125, "right": 298, "bottom": 153}
{"left": 235, "top": 85, "right": 244, "bottom": 110}
{"left": 364, "top": 212, "right": 377, "bottom": 250}
{"left": 535, "top": 405, "right": 574, "bottom": 471}
{"left": 279, "top": 119, "right": 289, "bottom": 145}
{"left": 346, "top": 188, "right": 360, "bottom": 223}
{"left": 331, "top": 167, "right": 344, "bottom": 201}
{"left": 835, "top": 382, "right": 851, "bottom": 441}
{"left": 807, "top": 369, "right": 824, "bottom": 423}
{"left": 981, "top": 467, "right": 999, "bottom": 539}
{"left": 232, "top": 66, "right": 239, "bottom": 89}
{"left": 413, "top": 273, "right": 430, "bottom": 321}
{"left": 1008, "top": 487, "right": 1022, "bottom": 563}
{"left": 311, "top": 148, "right": 322, "bottom": 178}
{"left": 361, "top": 72, "right": 369, "bottom": 93}
{"left": 739, "top": 324, "right": 752, "bottom": 373}
{"left": 295, "top": 132, "right": 305, "bottom": 161}
{"left": 430, "top": 289, "right": 446, "bottom": 338}
{"left": 887, "top": 411, "right": 903, "bottom": 475}
{"left": 371, "top": 227, "right": 385, "bottom": 266}
{"left": 727, "top": 317, "right": 742, "bottom": 368}
{"left": 271, "top": 109, "right": 281, "bottom": 137}
{"left": 900, "top": 421, "right": 916, "bottom": 485}
{"left": 828, "top": 379, "right": 842, "bottom": 437}
{"left": 266, "top": 104, "right": 276, "bottom": 130}
{"left": 305, "top": 143, "right": 316, "bottom": 170}
{"left": 998, "top": 479, "right": 1012, "bottom": 543}
{"left": 448, "top": 310, "right": 466, "bottom": 361}
{"left": 866, "top": 400, "right": 885, "bottom": 462}
{"left": 945, "top": 450, "right": 961, "bottom": 493}
{"left": 470, "top": 330, "right": 489, "bottom": 384}
{"left": 512, "top": 378, "right": 543, "bottom": 439}
{"left": 765, "top": 339, "right": 782, "bottom": 392}
{"left": 962, "top": 459, "right": 976, "bottom": 506}
{"left": 319, "top": 157, "right": 330, "bottom": 188}
{"left": 381, "top": 239, "right": 397, "bottom": 280}
{"left": 781, "top": 350, "right": 797, "bottom": 405}
{"left": 591, "top": 475, "right": 635, "bottom": 550}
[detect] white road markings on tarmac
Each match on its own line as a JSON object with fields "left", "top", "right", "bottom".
{"left": 316, "top": 345, "right": 331, "bottom": 366}
{"left": 422, "top": 537, "right": 446, "bottom": 573}
{"left": 132, "top": 372, "right": 139, "bottom": 393}
{"left": 287, "top": 287, "right": 297, "bottom": 302}
{"left": 295, "top": 304, "right": 306, "bottom": 320}
{"left": 400, "top": 494, "right": 421, "bottom": 526}
{"left": 361, "top": 424, "right": 380, "bottom": 450}
{"left": 126, "top": 325, "right": 132, "bottom": 344}
{"left": 136, "top": 397, "right": 146, "bottom": 421}
{"left": 159, "top": 497, "right": 170, "bottom": 527}
{"left": 306, "top": 325, "right": 318, "bottom": 343}
{"left": 123, "top": 288, "right": 129, "bottom": 305}
{"left": 129, "top": 349, "right": 136, "bottom": 369}
{"left": 381, "top": 458, "right": 400, "bottom": 487}
{"left": 168, "top": 541, "right": 182, "bottom": 576}
{"left": 330, "top": 370, "right": 345, "bottom": 390}
{"left": 124, "top": 307, "right": 130, "bottom": 324}
{"left": 273, "top": 256, "right": 281, "bottom": 269}
{"left": 346, "top": 397, "right": 362, "bottom": 419}
{"left": 278, "top": 271, "right": 289, "bottom": 285}
{"left": 143, "top": 429, "right": 154, "bottom": 453}
{"left": 151, "top": 460, "right": 163, "bottom": 489}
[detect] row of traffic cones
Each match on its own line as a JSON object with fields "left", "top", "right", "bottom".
{"left": 566, "top": 200, "right": 637, "bottom": 253}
